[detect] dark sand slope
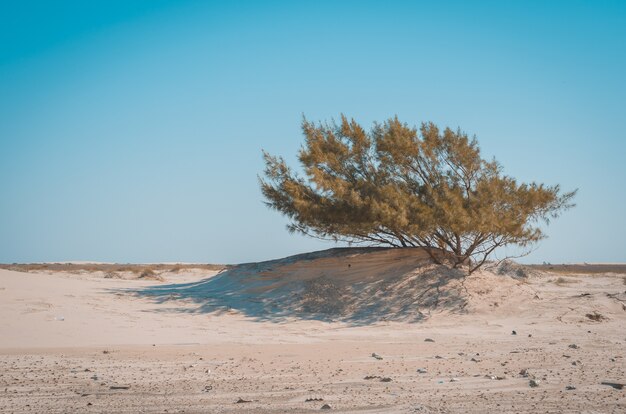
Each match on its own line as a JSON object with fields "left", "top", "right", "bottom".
{"left": 131, "top": 248, "right": 472, "bottom": 323}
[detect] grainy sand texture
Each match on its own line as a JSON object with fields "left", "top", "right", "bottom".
{"left": 1, "top": 248, "right": 625, "bottom": 413}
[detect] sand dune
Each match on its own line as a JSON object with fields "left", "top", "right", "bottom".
{"left": 130, "top": 248, "right": 540, "bottom": 324}
{"left": 132, "top": 248, "right": 463, "bottom": 322}
{"left": 1, "top": 249, "right": 625, "bottom": 413}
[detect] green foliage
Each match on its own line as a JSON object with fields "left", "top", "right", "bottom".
{"left": 260, "top": 115, "right": 576, "bottom": 273}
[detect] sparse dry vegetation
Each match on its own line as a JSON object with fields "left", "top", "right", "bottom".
{"left": 139, "top": 269, "right": 155, "bottom": 277}
{"left": 0, "top": 263, "right": 225, "bottom": 275}
{"left": 528, "top": 263, "right": 626, "bottom": 275}
{"left": 486, "top": 260, "right": 538, "bottom": 279}
{"left": 553, "top": 276, "right": 578, "bottom": 286}
{"left": 585, "top": 311, "right": 607, "bottom": 322}
{"left": 138, "top": 269, "right": 160, "bottom": 281}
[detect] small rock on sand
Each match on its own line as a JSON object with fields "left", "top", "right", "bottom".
{"left": 601, "top": 382, "right": 624, "bottom": 390}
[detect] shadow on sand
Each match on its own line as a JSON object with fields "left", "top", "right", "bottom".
{"left": 125, "top": 248, "right": 469, "bottom": 325}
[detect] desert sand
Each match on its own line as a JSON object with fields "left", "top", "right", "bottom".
{"left": 0, "top": 248, "right": 624, "bottom": 413}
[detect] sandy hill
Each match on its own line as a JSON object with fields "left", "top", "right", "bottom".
{"left": 132, "top": 247, "right": 539, "bottom": 323}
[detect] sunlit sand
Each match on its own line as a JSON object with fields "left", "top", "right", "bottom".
{"left": 1, "top": 250, "right": 624, "bottom": 412}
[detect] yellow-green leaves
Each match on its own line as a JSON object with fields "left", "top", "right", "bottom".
{"left": 260, "top": 115, "right": 576, "bottom": 273}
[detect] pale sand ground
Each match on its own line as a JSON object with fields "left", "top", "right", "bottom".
{"left": 0, "top": 249, "right": 624, "bottom": 413}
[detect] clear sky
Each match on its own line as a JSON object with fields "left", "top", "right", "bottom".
{"left": 1, "top": 1, "right": 625, "bottom": 264}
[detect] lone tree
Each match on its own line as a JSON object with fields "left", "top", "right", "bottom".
{"left": 260, "top": 115, "right": 576, "bottom": 273}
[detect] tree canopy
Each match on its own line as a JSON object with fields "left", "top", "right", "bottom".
{"left": 260, "top": 115, "right": 576, "bottom": 273}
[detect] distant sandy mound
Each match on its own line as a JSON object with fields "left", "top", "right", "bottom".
{"left": 132, "top": 248, "right": 537, "bottom": 323}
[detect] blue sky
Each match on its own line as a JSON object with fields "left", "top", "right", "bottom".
{"left": 1, "top": 1, "right": 625, "bottom": 264}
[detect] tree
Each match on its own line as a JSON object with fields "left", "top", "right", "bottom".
{"left": 260, "top": 115, "right": 576, "bottom": 273}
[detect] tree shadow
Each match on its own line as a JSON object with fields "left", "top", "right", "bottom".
{"left": 123, "top": 248, "right": 469, "bottom": 326}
